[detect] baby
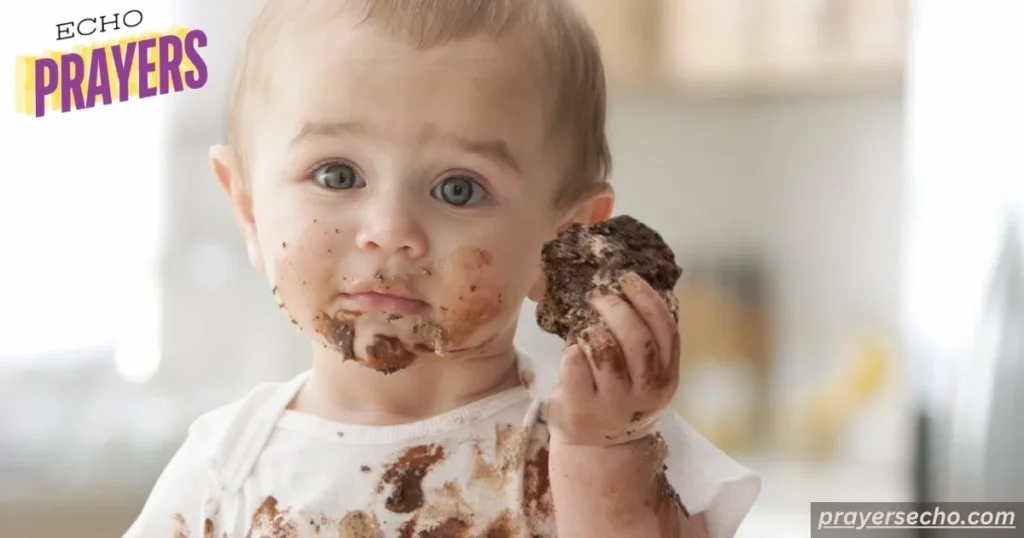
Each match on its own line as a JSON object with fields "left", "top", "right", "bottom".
{"left": 126, "top": 0, "right": 760, "bottom": 536}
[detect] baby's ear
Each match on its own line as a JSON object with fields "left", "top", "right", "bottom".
{"left": 209, "top": 145, "right": 264, "bottom": 274}
{"left": 556, "top": 183, "right": 615, "bottom": 233}
{"left": 531, "top": 184, "right": 615, "bottom": 302}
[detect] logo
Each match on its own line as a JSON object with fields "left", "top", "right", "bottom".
{"left": 15, "top": 10, "right": 209, "bottom": 118}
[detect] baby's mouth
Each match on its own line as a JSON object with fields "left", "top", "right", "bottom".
{"left": 341, "top": 291, "right": 430, "bottom": 316}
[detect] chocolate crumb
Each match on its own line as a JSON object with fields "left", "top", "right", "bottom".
{"left": 360, "top": 465, "right": 371, "bottom": 473}
{"left": 422, "top": 268, "right": 432, "bottom": 277}
{"left": 536, "top": 215, "right": 683, "bottom": 344}
{"left": 385, "top": 313, "right": 402, "bottom": 322}
{"left": 282, "top": 241, "right": 287, "bottom": 248}
{"left": 470, "top": 285, "right": 477, "bottom": 292}
{"left": 338, "top": 431, "right": 345, "bottom": 438}
{"left": 377, "top": 444, "right": 446, "bottom": 514}
{"left": 631, "top": 411, "right": 646, "bottom": 423}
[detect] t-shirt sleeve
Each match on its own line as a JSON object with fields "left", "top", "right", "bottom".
{"left": 657, "top": 411, "right": 762, "bottom": 538}
{"left": 123, "top": 425, "right": 222, "bottom": 538}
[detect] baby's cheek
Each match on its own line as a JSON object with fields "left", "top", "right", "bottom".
{"left": 420, "top": 246, "right": 519, "bottom": 352}
{"left": 268, "top": 232, "right": 344, "bottom": 348}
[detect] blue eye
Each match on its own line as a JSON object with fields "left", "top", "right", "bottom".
{"left": 314, "top": 162, "right": 365, "bottom": 190}
{"left": 431, "top": 176, "right": 486, "bottom": 207}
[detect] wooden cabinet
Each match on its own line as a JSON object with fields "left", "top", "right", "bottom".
{"left": 578, "top": 0, "right": 907, "bottom": 96}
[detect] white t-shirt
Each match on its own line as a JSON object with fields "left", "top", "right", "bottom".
{"left": 124, "top": 353, "right": 760, "bottom": 537}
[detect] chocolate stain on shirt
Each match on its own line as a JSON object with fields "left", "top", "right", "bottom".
{"left": 364, "top": 334, "right": 416, "bottom": 374}
{"left": 418, "top": 516, "right": 473, "bottom": 538}
{"left": 246, "top": 495, "right": 298, "bottom": 538}
{"left": 523, "top": 446, "right": 552, "bottom": 521}
{"left": 377, "top": 444, "right": 447, "bottom": 514}
{"left": 338, "top": 510, "right": 383, "bottom": 538}
{"left": 314, "top": 311, "right": 355, "bottom": 361}
{"left": 480, "top": 509, "right": 517, "bottom": 538}
{"left": 172, "top": 513, "right": 188, "bottom": 538}
{"left": 396, "top": 516, "right": 418, "bottom": 538}
{"left": 471, "top": 424, "right": 529, "bottom": 491}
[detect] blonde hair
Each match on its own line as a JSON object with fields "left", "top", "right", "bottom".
{"left": 228, "top": 0, "right": 611, "bottom": 207}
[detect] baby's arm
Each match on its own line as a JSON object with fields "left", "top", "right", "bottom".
{"left": 545, "top": 273, "right": 759, "bottom": 537}
{"left": 549, "top": 438, "right": 709, "bottom": 537}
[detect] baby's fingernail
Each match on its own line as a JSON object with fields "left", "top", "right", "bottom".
{"left": 619, "top": 272, "right": 643, "bottom": 288}
{"left": 586, "top": 286, "right": 611, "bottom": 302}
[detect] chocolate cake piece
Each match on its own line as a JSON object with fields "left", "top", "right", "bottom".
{"left": 536, "top": 215, "right": 683, "bottom": 343}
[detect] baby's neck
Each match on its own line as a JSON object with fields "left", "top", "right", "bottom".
{"left": 291, "top": 341, "right": 522, "bottom": 426}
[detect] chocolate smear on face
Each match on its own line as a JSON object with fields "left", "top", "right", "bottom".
{"left": 412, "top": 317, "right": 449, "bottom": 355}
{"left": 424, "top": 247, "right": 504, "bottom": 353}
{"left": 338, "top": 510, "right": 383, "bottom": 538}
{"left": 364, "top": 334, "right": 416, "bottom": 374}
{"left": 377, "top": 444, "right": 446, "bottom": 514}
{"left": 314, "top": 311, "right": 355, "bottom": 360}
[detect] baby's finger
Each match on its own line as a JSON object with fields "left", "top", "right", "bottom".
{"left": 618, "top": 272, "right": 677, "bottom": 371}
{"left": 588, "top": 291, "right": 650, "bottom": 387}
{"left": 559, "top": 344, "right": 597, "bottom": 401}
{"left": 577, "top": 326, "right": 630, "bottom": 400}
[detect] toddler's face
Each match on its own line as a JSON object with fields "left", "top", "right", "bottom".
{"left": 225, "top": 17, "right": 582, "bottom": 372}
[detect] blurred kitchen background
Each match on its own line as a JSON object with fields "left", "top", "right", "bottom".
{"left": 2, "top": 0, "right": 1022, "bottom": 537}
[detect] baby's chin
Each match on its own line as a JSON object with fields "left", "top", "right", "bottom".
{"left": 314, "top": 309, "right": 506, "bottom": 375}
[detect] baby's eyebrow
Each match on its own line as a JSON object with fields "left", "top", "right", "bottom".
{"left": 441, "top": 132, "right": 522, "bottom": 175}
{"left": 289, "top": 120, "right": 522, "bottom": 175}
{"left": 290, "top": 121, "right": 369, "bottom": 146}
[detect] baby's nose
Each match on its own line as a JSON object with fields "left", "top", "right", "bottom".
{"left": 354, "top": 198, "right": 428, "bottom": 259}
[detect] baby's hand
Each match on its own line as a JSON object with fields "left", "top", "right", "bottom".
{"left": 547, "top": 271, "right": 681, "bottom": 446}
